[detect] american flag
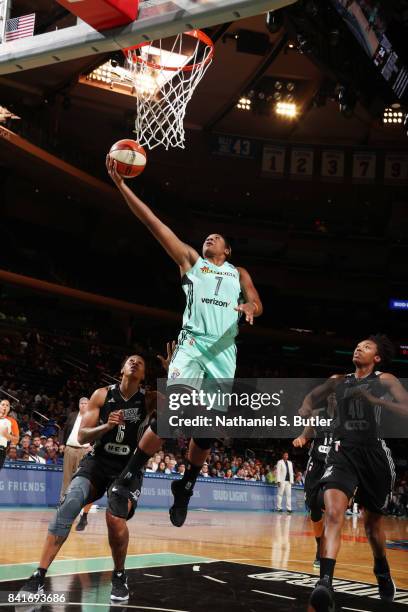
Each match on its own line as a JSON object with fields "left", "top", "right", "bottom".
{"left": 4, "top": 13, "right": 36, "bottom": 42}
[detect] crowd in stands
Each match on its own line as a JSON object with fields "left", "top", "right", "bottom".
{"left": 6, "top": 432, "right": 64, "bottom": 466}
{"left": 1, "top": 307, "right": 407, "bottom": 516}
{"left": 144, "top": 443, "right": 306, "bottom": 484}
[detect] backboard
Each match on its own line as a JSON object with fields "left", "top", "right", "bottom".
{"left": 0, "top": 0, "right": 296, "bottom": 75}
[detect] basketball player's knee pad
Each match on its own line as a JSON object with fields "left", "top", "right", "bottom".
{"left": 108, "top": 473, "right": 143, "bottom": 520}
{"left": 192, "top": 437, "right": 214, "bottom": 451}
{"left": 48, "top": 477, "right": 91, "bottom": 537}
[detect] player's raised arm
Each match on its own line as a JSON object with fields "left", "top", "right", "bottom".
{"left": 106, "top": 156, "right": 198, "bottom": 272}
{"left": 78, "top": 387, "right": 121, "bottom": 444}
{"left": 235, "top": 267, "right": 263, "bottom": 325}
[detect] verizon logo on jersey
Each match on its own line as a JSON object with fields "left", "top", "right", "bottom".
{"left": 201, "top": 297, "right": 230, "bottom": 308}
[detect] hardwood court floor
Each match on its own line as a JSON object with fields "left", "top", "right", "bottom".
{"left": 1, "top": 508, "right": 407, "bottom": 590}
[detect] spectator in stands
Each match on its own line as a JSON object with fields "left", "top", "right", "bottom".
{"left": 151, "top": 453, "right": 161, "bottom": 471}
{"left": 145, "top": 458, "right": 155, "bottom": 472}
{"left": 215, "top": 461, "right": 225, "bottom": 478}
{"left": 45, "top": 447, "right": 63, "bottom": 465}
{"left": 200, "top": 463, "right": 209, "bottom": 477}
{"left": 294, "top": 470, "right": 304, "bottom": 486}
{"left": 28, "top": 444, "right": 46, "bottom": 464}
{"left": 230, "top": 458, "right": 239, "bottom": 475}
{"left": 165, "top": 459, "right": 177, "bottom": 474}
{"left": 6, "top": 445, "right": 17, "bottom": 461}
{"left": 178, "top": 463, "right": 186, "bottom": 476}
{"left": 225, "top": 469, "right": 233, "bottom": 479}
{"left": 157, "top": 461, "right": 166, "bottom": 473}
{"left": 32, "top": 435, "right": 42, "bottom": 451}
{"left": 17, "top": 435, "right": 31, "bottom": 459}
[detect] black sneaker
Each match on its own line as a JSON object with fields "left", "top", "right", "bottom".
{"left": 308, "top": 577, "right": 335, "bottom": 612}
{"left": 19, "top": 570, "right": 45, "bottom": 596}
{"left": 111, "top": 570, "right": 129, "bottom": 601}
{"left": 169, "top": 480, "right": 193, "bottom": 527}
{"left": 313, "top": 557, "right": 321, "bottom": 569}
{"left": 75, "top": 514, "right": 88, "bottom": 531}
{"left": 375, "top": 571, "right": 396, "bottom": 602}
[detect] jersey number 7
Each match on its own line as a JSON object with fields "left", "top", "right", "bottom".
{"left": 214, "top": 276, "right": 223, "bottom": 296}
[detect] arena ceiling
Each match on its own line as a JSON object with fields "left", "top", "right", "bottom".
{"left": 0, "top": 0, "right": 407, "bottom": 207}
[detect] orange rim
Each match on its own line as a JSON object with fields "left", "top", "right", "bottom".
{"left": 122, "top": 29, "right": 214, "bottom": 73}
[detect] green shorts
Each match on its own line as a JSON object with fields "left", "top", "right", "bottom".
{"left": 167, "top": 331, "right": 237, "bottom": 410}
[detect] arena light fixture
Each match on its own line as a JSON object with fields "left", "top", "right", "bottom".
{"left": 237, "top": 96, "right": 251, "bottom": 110}
{"left": 86, "top": 60, "right": 133, "bottom": 91}
{"left": 85, "top": 57, "right": 164, "bottom": 97}
{"left": 383, "top": 107, "right": 404, "bottom": 125}
{"left": 275, "top": 101, "right": 298, "bottom": 118}
{"left": 133, "top": 73, "right": 158, "bottom": 96}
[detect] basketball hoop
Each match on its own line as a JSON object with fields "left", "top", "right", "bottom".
{"left": 123, "top": 30, "right": 214, "bottom": 150}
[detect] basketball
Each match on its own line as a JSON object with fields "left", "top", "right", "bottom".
{"left": 108, "top": 139, "right": 147, "bottom": 178}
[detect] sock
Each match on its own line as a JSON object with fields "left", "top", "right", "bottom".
{"left": 374, "top": 556, "right": 390, "bottom": 575}
{"left": 315, "top": 536, "right": 321, "bottom": 558}
{"left": 179, "top": 462, "right": 202, "bottom": 491}
{"left": 37, "top": 568, "right": 47, "bottom": 580}
{"left": 117, "top": 449, "right": 150, "bottom": 483}
{"left": 320, "top": 558, "right": 336, "bottom": 583}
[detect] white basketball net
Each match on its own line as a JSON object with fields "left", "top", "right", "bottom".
{"left": 125, "top": 31, "right": 213, "bottom": 150}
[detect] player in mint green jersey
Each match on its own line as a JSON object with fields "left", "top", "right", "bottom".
{"left": 106, "top": 156, "right": 262, "bottom": 527}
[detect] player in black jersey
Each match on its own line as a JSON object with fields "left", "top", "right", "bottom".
{"left": 303, "top": 335, "right": 408, "bottom": 612}
{"left": 20, "top": 353, "right": 164, "bottom": 602}
{"left": 293, "top": 394, "right": 335, "bottom": 569}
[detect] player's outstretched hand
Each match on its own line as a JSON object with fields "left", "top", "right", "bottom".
{"left": 234, "top": 302, "right": 256, "bottom": 325}
{"left": 106, "top": 155, "right": 124, "bottom": 188}
{"left": 292, "top": 436, "right": 308, "bottom": 448}
{"left": 106, "top": 410, "right": 124, "bottom": 429}
{"left": 157, "top": 340, "right": 176, "bottom": 372}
